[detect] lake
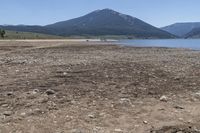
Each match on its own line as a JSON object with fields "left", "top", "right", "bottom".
{"left": 118, "top": 39, "right": 200, "bottom": 50}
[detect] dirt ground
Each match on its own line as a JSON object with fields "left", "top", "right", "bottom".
{"left": 0, "top": 40, "right": 200, "bottom": 133}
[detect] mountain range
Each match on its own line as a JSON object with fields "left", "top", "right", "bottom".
{"left": 161, "top": 22, "right": 200, "bottom": 38}
{"left": 0, "top": 9, "right": 175, "bottom": 39}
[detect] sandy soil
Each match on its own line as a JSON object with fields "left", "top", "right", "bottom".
{"left": 0, "top": 40, "right": 200, "bottom": 133}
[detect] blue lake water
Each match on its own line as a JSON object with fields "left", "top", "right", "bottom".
{"left": 118, "top": 39, "right": 200, "bottom": 50}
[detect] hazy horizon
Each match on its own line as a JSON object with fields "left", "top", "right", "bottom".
{"left": 1, "top": 0, "right": 200, "bottom": 27}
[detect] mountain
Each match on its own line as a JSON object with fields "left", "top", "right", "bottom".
{"left": 45, "top": 9, "right": 174, "bottom": 38}
{"left": 161, "top": 22, "right": 200, "bottom": 37}
{"left": 0, "top": 9, "right": 175, "bottom": 38}
{"left": 185, "top": 27, "right": 200, "bottom": 38}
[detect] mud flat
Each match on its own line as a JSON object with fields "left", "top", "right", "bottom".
{"left": 0, "top": 40, "right": 200, "bottom": 133}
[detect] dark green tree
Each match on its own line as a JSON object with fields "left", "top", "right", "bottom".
{"left": 0, "top": 29, "right": 6, "bottom": 38}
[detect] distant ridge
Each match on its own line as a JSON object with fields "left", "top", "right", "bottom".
{"left": 161, "top": 22, "right": 200, "bottom": 37}
{"left": 0, "top": 9, "right": 175, "bottom": 39}
{"left": 185, "top": 27, "right": 200, "bottom": 38}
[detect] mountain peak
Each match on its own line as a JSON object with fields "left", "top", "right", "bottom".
{"left": 101, "top": 8, "right": 116, "bottom": 12}
{"left": 93, "top": 8, "right": 119, "bottom": 14}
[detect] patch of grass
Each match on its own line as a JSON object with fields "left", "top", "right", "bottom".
{"left": 0, "top": 30, "right": 64, "bottom": 39}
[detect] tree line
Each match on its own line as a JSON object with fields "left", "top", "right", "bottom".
{"left": 0, "top": 29, "right": 6, "bottom": 38}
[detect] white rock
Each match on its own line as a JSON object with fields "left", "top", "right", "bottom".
{"left": 160, "top": 95, "right": 168, "bottom": 102}
{"left": 20, "top": 112, "right": 26, "bottom": 116}
{"left": 88, "top": 114, "right": 95, "bottom": 118}
{"left": 195, "top": 92, "right": 200, "bottom": 96}
{"left": 143, "top": 121, "right": 148, "bottom": 124}
{"left": 114, "top": 129, "right": 123, "bottom": 132}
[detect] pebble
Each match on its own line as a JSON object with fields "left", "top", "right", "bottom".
{"left": 32, "top": 89, "right": 39, "bottom": 94}
{"left": 177, "top": 131, "right": 183, "bottom": 133}
{"left": 88, "top": 114, "right": 95, "bottom": 119}
{"left": 1, "top": 104, "right": 9, "bottom": 107}
{"left": 7, "top": 92, "right": 14, "bottom": 96}
{"left": 195, "top": 92, "right": 200, "bottom": 96}
{"left": 20, "top": 112, "right": 26, "bottom": 116}
{"left": 160, "top": 95, "right": 168, "bottom": 102}
{"left": 143, "top": 121, "right": 148, "bottom": 124}
{"left": 3, "top": 111, "right": 12, "bottom": 116}
{"left": 174, "top": 105, "right": 184, "bottom": 110}
{"left": 71, "top": 129, "right": 83, "bottom": 133}
{"left": 45, "top": 89, "right": 55, "bottom": 95}
{"left": 114, "top": 129, "right": 123, "bottom": 132}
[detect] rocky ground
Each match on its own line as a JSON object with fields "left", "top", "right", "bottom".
{"left": 0, "top": 40, "right": 200, "bottom": 133}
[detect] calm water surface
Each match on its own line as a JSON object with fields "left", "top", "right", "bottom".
{"left": 118, "top": 39, "right": 200, "bottom": 50}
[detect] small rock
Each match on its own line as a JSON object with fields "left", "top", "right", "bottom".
{"left": 195, "top": 92, "right": 200, "bottom": 96}
{"left": 114, "top": 129, "right": 123, "bottom": 132}
{"left": 1, "top": 104, "right": 9, "bottom": 107}
{"left": 32, "top": 89, "right": 39, "bottom": 94}
{"left": 45, "top": 89, "right": 55, "bottom": 95}
{"left": 88, "top": 114, "right": 95, "bottom": 119}
{"left": 178, "top": 117, "right": 184, "bottom": 121}
{"left": 177, "top": 131, "right": 183, "bottom": 133}
{"left": 71, "top": 129, "right": 83, "bottom": 133}
{"left": 160, "top": 95, "right": 168, "bottom": 102}
{"left": 38, "top": 97, "right": 49, "bottom": 103}
{"left": 135, "top": 125, "right": 140, "bottom": 128}
{"left": 174, "top": 105, "right": 184, "bottom": 110}
{"left": 143, "top": 121, "right": 148, "bottom": 124}
{"left": 20, "top": 112, "right": 26, "bottom": 116}
{"left": 3, "top": 111, "right": 12, "bottom": 116}
{"left": 7, "top": 92, "right": 14, "bottom": 96}
{"left": 30, "top": 108, "right": 44, "bottom": 115}
{"left": 174, "top": 76, "right": 181, "bottom": 80}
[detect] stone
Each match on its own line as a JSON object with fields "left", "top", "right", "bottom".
{"left": 88, "top": 114, "right": 95, "bottom": 119}
{"left": 7, "top": 92, "right": 14, "bottom": 96}
{"left": 177, "top": 131, "right": 183, "bottom": 133}
{"left": 3, "top": 111, "right": 12, "bottom": 116}
{"left": 45, "top": 89, "right": 55, "bottom": 95}
{"left": 71, "top": 129, "right": 83, "bottom": 133}
{"left": 195, "top": 92, "right": 200, "bottom": 96}
{"left": 20, "top": 112, "right": 26, "bottom": 116}
{"left": 174, "top": 105, "right": 184, "bottom": 109}
{"left": 143, "top": 121, "right": 148, "bottom": 124}
{"left": 1, "top": 104, "right": 9, "bottom": 107}
{"left": 32, "top": 89, "right": 39, "bottom": 94}
{"left": 114, "top": 129, "right": 123, "bottom": 132}
{"left": 160, "top": 95, "right": 168, "bottom": 102}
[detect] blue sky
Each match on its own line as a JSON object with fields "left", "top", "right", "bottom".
{"left": 1, "top": 0, "right": 200, "bottom": 27}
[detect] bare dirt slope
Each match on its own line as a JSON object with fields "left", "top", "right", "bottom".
{"left": 0, "top": 40, "right": 200, "bottom": 133}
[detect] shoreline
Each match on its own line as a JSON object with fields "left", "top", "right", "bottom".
{"left": 0, "top": 39, "right": 118, "bottom": 42}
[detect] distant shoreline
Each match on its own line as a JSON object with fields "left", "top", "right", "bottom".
{"left": 0, "top": 39, "right": 118, "bottom": 42}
